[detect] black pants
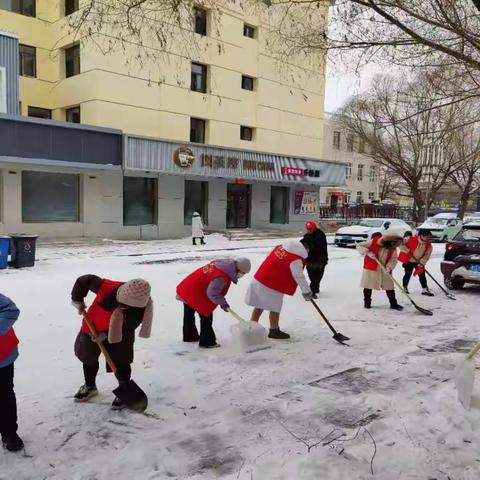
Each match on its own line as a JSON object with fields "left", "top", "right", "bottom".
{"left": 0, "top": 363, "right": 17, "bottom": 438}
{"left": 183, "top": 304, "right": 216, "bottom": 347}
{"left": 402, "top": 263, "right": 427, "bottom": 289}
{"left": 83, "top": 363, "right": 132, "bottom": 388}
{"left": 363, "top": 288, "right": 398, "bottom": 306}
{"left": 307, "top": 266, "right": 325, "bottom": 294}
{"left": 192, "top": 237, "right": 205, "bottom": 245}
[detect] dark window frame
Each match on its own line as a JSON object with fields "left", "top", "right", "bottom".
{"left": 65, "top": 44, "right": 80, "bottom": 78}
{"left": 346, "top": 133, "right": 354, "bottom": 152}
{"left": 241, "top": 75, "right": 255, "bottom": 91}
{"left": 190, "top": 117, "right": 206, "bottom": 143}
{"left": 28, "top": 106, "right": 52, "bottom": 119}
{"left": 184, "top": 179, "right": 209, "bottom": 225}
{"left": 243, "top": 23, "right": 256, "bottom": 39}
{"left": 191, "top": 62, "right": 207, "bottom": 93}
{"left": 5, "top": 0, "right": 36, "bottom": 17}
{"left": 333, "top": 130, "right": 341, "bottom": 149}
{"left": 65, "top": 0, "right": 79, "bottom": 16}
{"left": 270, "top": 186, "right": 289, "bottom": 224}
{"left": 240, "top": 125, "right": 254, "bottom": 141}
{"left": 66, "top": 106, "right": 81, "bottom": 123}
{"left": 193, "top": 6, "right": 207, "bottom": 36}
{"left": 123, "top": 176, "right": 158, "bottom": 226}
{"left": 19, "top": 44, "right": 36, "bottom": 78}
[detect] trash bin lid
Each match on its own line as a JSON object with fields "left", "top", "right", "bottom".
{"left": 8, "top": 234, "right": 39, "bottom": 238}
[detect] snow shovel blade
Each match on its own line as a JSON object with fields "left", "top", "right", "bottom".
{"left": 412, "top": 301, "right": 433, "bottom": 316}
{"left": 230, "top": 322, "right": 269, "bottom": 352}
{"left": 455, "top": 359, "right": 475, "bottom": 410}
{"left": 113, "top": 379, "right": 148, "bottom": 412}
{"left": 334, "top": 332, "right": 350, "bottom": 343}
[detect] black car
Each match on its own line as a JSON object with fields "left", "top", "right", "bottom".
{"left": 441, "top": 223, "right": 480, "bottom": 289}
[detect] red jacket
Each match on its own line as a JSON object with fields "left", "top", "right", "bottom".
{"left": 398, "top": 236, "right": 432, "bottom": 264}
{"left": 177, "top": 263, "right": 232, "bottom": 317}
{"left": 254, "top": 245, "right": 305, "bottom": 295}
{"left": 0, "top": 328, "right": 19, "bottom": 363}
{"left": 81, "top": 279, "right": 123, "bottom": 334}
{"left": 363, "top": 236, "right": 394, "bottom": 271}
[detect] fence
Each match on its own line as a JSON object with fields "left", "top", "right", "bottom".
{"left": 318, "top": 204, "right": 416, "bottom": 223}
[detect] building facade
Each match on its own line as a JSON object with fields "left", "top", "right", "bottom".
{"left": 0, "top": 2, "right": 344, "bottom": 238}
{"left": 321, "top": 114, "right": 379, "bottom": 206}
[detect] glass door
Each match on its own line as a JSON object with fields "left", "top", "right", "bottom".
{"left": 226, "top": 183, "right": 251, "bottom": 228}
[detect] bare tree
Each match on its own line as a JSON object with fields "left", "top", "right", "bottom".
{"left": 338, "top": 71, "right": 468, "bottom": 221}
{"left": 377, "top": 166, "right": 404, "bottom": 202}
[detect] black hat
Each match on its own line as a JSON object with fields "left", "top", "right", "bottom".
{"left": 404, "top": 230, "right": 413, "bottom": 238}
{"left": 418, "top": 229, "right": 432, "bottom": 237}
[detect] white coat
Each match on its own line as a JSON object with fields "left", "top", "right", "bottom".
{"left": 192, "top": 213, "right": 204, "bottom": 238}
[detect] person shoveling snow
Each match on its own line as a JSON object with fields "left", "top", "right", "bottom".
{"left": 176, "top": 258, "right": 251, "bottom": 348}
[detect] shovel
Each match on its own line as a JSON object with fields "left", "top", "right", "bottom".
{"left": 455, "top": 341, "right": 480, "bottom": 410}
{"left": 310, "top": 300, "right": 350, "bottom": 346}
{"left": 228, "top": 308, "right": 270, "bottom": 352}
{"left": 83, "top": 314, "right": 148, "bottom": 412}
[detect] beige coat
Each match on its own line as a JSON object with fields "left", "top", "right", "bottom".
{"left": 399, "top": 237, "right": 432, "bottom": 265}
{"left": 357, "top": 239, "right": 398, "bottom": 291}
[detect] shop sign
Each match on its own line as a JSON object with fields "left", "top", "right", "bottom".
{"left": 330, "top": 191, "right": 345, "bottom": 197}
{"left": 173, "top": 147, "right": 195, "bottom": 168}
{"left": 201, "top": 154, "right": 275, "bottom": 172}
{"left": 282, "top": 167, "right": 304, "bottom": 176}
{"left": 294, "top": 191, "right": 319, "bottom": 215}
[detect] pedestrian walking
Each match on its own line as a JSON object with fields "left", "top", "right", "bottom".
{"left": 192, "top": 211, "right": 206, "bottom": 245}
{"left": 245, "top": 235, "right": 315, "bottom": 339}
{"left": 71, "top": 276, "right": 153, "bottom": 409}
{"left": 304, "top": 221, "right": 328, "bottom": 298}
{"left": 176, "top": 258, "right": 251, "bottom": 348}
{"left": 0, "top": 293, "right": 23, "bottom": 452}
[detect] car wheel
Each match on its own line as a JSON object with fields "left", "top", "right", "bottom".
{"left": 444, "top": 276, "right": 464, "bottom": 290}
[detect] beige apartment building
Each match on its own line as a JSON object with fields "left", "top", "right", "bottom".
{"left": 0, "top": 1, "right": 346, "bottom": 239}
{"left": 321, "top": 114, "right": 379, "bottom": 207}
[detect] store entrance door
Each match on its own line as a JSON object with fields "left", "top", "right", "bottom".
{"left": 226, "top": 183, "right": 251, "bottom": 228}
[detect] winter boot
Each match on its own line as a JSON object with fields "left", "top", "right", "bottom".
{"left": 422, "top": 287, "right": 434, "bottom": 297}
{"left": 200, "top": 237, "right": 206, "bottom": 245}
{"left": 403, "top": 285, "right": 410, "bottom": 294}
{"left": 268, "top": 328, "right": 290, "bottom": 339}
{"left": 192, "top": 238, "right": 197, "bottom": 246}
{"left": 2, "top": 433, "right": 24, "bottom": 452}
{"left": 111, "top": 397, "right": 126, "bottom": 410}
{"left": 74, "top": 384, "right": 98, "bottom": 402}
{"left": 387, "top": 290, "right": 404, "bottom": 311}
{"left": 364, "top": 298, "right": 371, "bottom": 309}
{"left": 199, "top": 343, "right": 221, "bottom": 349}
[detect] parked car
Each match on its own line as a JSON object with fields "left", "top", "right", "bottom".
{"left": 463, "top": 212, "right": 480, "bottom": 225}
{"left": 418, "top": 213, "right": 462, "bottom": 242}
{"left": 334, "top": 218, "right": 411, "bottom": 247}
{"left": 441, "top": 223, "right": 480, "bottom": 290}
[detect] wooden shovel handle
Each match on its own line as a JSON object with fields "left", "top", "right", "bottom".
{"left": 467, "top": 341, "right": 480, "bottom": 360}
{"left": 83, "top": 314, "right": 118, "bottom": 374}
{"left": 228, "top": 308, "right": 247, "bottom": 323}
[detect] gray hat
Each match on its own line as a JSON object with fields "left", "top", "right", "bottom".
{"left": 235, "top": 257, "right": 251, "bottom": 274}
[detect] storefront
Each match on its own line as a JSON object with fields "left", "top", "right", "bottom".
{"left": 124, "top": 136, "right": 347, "bottom": 237}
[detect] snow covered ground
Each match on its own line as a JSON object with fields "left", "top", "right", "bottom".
{"left": 1, "top": 234, "right": 479, "bottom": 480}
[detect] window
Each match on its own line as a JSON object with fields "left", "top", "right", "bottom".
{"left": 359, "top": 138, "right": 366, "bottom": 154}
{"left": 333, "top": 131, "right": 341, "bottom": 149}
{"left": 344, "top": 192, "right": 351, "bottom": 205}
{"left": 345, "top": 162, "right": 352, "bottom": 179}
{"left": 243, "top": 24, "right": 256, "bottom": 39}
{"left": 368, "top": 192, "right": 375, "bottom": 201}
{"left": 123, "top": 176, "right": 157, "bottom": 226}
{"left": 240, "top": 126, "right": 253, "bottom": 141}
{"left": 356, "top": 191, "right": 363, "bottom": 204}
{"left": 66, "top": 106, "right": 80, "bottom": 123}
{"left": 241, "top": 75, "right": 255, "bottom": 91}
{"left": 369, "top": 165, "right": 376, "bottom": 182}
{"left": 0, "top": 67, "right": 6, "bottom": 114}
{"left": 19, "top": 44, "right": 36, "bottom": 77}
{"left": 346, "top": 133, "right": 354, "bottom": 152}
{"left": 193, "top": 6, "right": 207, "bottom": 36}
{"left": 28, "top": 106, "right": 51, "bottom": 119}
{"left": 65, "top": 0, "right": 79, "bottom": 15}
{"left": 190, "top": 118, "right": 206, "bottom": 143}
{"left": 270, "top": 186, "right": 289, "bottom": 224}
{"left": 357, "top": 164, "right": 364, "bottom": 181}
{"left": 1, "top": 0, "right": 35, "bottom": 17}
{"left": 191, "top": 62, "right": 207, "bottom": 93}
{"left": 65, "top": 44, "right": 80, "bottom": 78}
{"left": 22, "top": 171, "right": 80, "bottom": 222}
{"left": 184, "top": 180, "right": 208, "bottom": 225}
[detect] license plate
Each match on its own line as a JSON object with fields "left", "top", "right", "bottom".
{"left": 342, "top": 236, "right": 353, "bottom": 240}
{"left": 469, "top": 264, "right": 480, "bottom": 272}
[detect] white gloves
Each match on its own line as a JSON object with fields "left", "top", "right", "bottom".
{"left": 302, "top": 291, "right": 314, "bottom": 302}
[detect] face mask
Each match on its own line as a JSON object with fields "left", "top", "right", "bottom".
{"left": 237, "top": 272, "right": 244, "bottom": 279}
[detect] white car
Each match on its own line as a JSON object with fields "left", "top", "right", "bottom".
{"left": 334, "top": 218, "right": 411, "bottom": 247}
{"left": 463, "top": 212, "right": 480, "bottom": 225}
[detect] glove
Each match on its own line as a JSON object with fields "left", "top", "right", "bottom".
{"left": 414, "top": 264, "right": 425, "bottom": 276}
{"left": 302, "top": 291, "right": 314, "bottom": 302}
{"left": 72, "top": 300, "right": 86, "bottom": 315}
{"left": 90, "top": 332, "right": 108, "bottom": 343}
{"left": 220, "top": 303, "right": 230, "bottom": 312}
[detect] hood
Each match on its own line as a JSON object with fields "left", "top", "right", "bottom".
{"left": 282, "top": 240, "right": 308, "bottom": 259}
{"left": 337, "top": 225, "right": 372, "bottom": 235}
{"left": 419, "top": 220, "right": 446, "bottom": 229}
{"left": 212, "top": 259, "right": 239, "bottom": 283}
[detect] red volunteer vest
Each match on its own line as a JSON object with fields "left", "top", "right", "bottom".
{"left": 176, "top": 263, "right": 232, "bottom": 317}
{"left": 254, "top": 245, "right": 304, "bottom": 295}
{"left": 363, "top": 237, "right": 394, "bottom": 271}
{"left": 81, "top": 279, "right": 123, "bottom": 334}
{"left": 0, "top": 328, "right": 19, "bottom": 362}
{"left": 398, "top": 236, "right": 432, "bottom": 264}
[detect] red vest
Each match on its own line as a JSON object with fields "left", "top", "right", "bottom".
{"left": 254, "top": 245, "right": 304, "bottom": 295}
{"left": 81, "top": 279, "right": 123, "bottom": 334}
{"left": 398, "top": 236, "right": 431, "bottom": 264}
{"left": 363, "top": 237, "right": 394, "bottom": 271}
{"left": 176, "top": 263, "right": 232, "bottom": 317}
{"left": 0, "top": 328, "right": 19, "bottom": 362}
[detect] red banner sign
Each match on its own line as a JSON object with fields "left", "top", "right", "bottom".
{"left": 282, "top": 167, "right": 305, "bottom": 176}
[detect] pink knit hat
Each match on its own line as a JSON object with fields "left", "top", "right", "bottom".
{"left": 116, "top": 279, "right": 151, "bottom": 308}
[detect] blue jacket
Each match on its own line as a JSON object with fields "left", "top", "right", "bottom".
{"left": 0, "top": 293, "right": 20, "bottom": 368}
